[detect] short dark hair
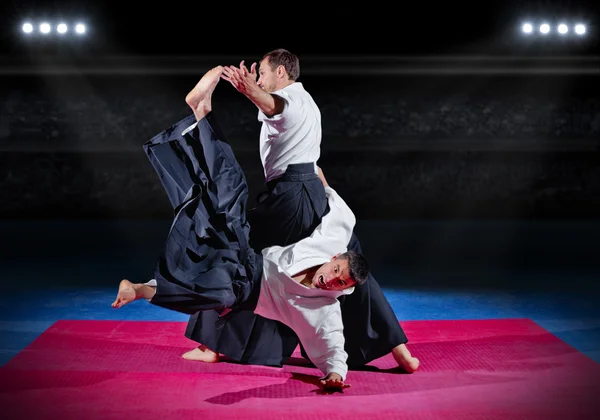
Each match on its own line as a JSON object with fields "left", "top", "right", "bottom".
{"left": 261, "top": 48, "right": 300, "bottom": 81}
{"left": 338, "top": 250, "right": 369, "bottom": 286}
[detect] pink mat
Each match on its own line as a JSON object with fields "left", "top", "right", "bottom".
{"left": 0, "top": 319, "right": 598, "bottom": 419}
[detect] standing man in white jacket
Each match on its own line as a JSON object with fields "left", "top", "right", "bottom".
{"left": 182, "top": 49, "right": 419, "bottom": 373}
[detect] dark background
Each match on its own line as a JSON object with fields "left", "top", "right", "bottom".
{"left": 0, "top": 0, "right": 598, "bottom": 57}
{"left": 0, "top": 0, "right": 599, "bottom": 289}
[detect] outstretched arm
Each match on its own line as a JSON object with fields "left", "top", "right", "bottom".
{"left": 294, "top": 305, "right": 351, "bottom": 392}
{"left": 221, "top": 61, "right": 285, "bottom": 118}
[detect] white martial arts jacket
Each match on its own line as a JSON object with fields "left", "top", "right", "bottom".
{"left": 254, "top": 185, "right": 356, "bottom": 380}
{"left": 257, "top": 82, "right": 322, "bottom": 183}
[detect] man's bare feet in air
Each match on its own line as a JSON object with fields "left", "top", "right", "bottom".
{"left": 185, "top": 66, "right": 223, "bottom": 121}
{"left": 182, "top": 344, "right": 220, "bottom": 363}
{"left": 392, "top": 343, "right": 420, "bottom": 373}
{"left": 111, "top": 279, "right": 155, "bottom": 309}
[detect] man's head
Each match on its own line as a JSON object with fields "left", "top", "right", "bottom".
{"left": 311, "top": 251, "right": 369, "bottom": 291}
{"left": 257, "top": 48, "right": 300, "bottom": 92}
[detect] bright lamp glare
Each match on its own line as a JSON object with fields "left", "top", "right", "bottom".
{"left": 575, "top": 24, "right": 586, "bottom": 35}
{"left": 22, "top": 22, "right": 33, "bottom": 33}
{"left": 75, "top": 23, "right": 86, "bottom": 34}
{"left": 557, "top": 23, "right": 568, "bottom": 34}
{"left": 539, "top": 23, "right": 550, "bottom": 34}
{"left": 522, "top": 23, "right": 533, "bottom": 33}
{"left": 57, "top": 23, "right": 68, "bottom": 34}
{"left": 40, "top": 22, "right": 51, "bottom": 34}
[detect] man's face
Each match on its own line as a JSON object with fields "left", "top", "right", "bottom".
{"left": 312, "top": 255, "right": 356, "bottom": 291}
{"left": 257, "top": 57, "right": 279, "bottom": 92}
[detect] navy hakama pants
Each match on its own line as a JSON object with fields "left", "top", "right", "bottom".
{"left": 143, "top": 113, "right": 262, "bottom": 316}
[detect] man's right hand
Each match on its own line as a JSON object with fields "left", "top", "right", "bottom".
{"left": 319, "top": 372, "right": 350, "bottom": 392}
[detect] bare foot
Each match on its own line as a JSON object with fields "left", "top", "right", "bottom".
{"left": 182, "top": 344, "right": 220, "bottom": 363}
{"left": 185, "top": 66, "right": 223, "bottom": 121}
{"left": 392, "top": 343, "right": 420, "bottom": 373}
{"left": 111, "top": 279, "right": 155, "bottom": 309}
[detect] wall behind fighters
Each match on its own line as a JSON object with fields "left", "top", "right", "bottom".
{"left": 0, "top": 73, "right": 599, "bottom": 220}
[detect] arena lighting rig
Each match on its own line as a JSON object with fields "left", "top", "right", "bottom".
{"left": 520, "top": 21, "right": 587, "bottom": 37}
{"left": 21, "top": 20, "right": 87, "bottom": 36}
{"left": 17, "top": 17, "right": 590, "bottom": 38}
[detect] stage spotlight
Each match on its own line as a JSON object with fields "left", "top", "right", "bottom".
{"left": 539, "top": 23, "right": 550, "bottom": 34}
{"left": 40, "top": 22, "right": 51, "bottom": 34}
{"left": 22, "top": 22, "right": 33, "bottom": 33}
{"left": 574, "top": 24, "right": 586, "bottom": 35}
{"left": 557, "top": 23, "right": 568, "bottom": 34}
{"left": 57, "top": 23, "right": 68, "bottom": 34}
{"left": 75, "top": 23, "right": 86, "bottom": 34}
{"left": 522, "top": 23, "right": 533, "bottom": 34}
